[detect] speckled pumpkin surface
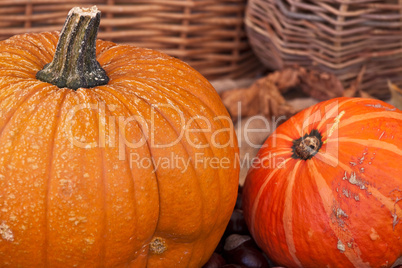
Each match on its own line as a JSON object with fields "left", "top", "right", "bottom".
{"left": 243, "top": 97, "right": 402, "bottom": 268}
{"left": 0, "top": 7, "right": 239, "bottom": 267}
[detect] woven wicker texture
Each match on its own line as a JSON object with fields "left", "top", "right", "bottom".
{"left": 245, "top": 0, "right": 402, "bottom": 99}
{"left": 0, "top": 0, "right": 264, "bottom": 80}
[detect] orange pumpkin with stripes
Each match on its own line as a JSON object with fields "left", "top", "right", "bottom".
{"left": 243, "top": 97, "right": 402, "bottom": 267}
{"left": 0, "top": 7, "right": 239, "bottom": 267}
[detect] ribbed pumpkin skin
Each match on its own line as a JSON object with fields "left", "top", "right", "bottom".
{"left": 243, "top": 97, "right": 402, "bottom": 268}
{"left": 0, "top": 32, "right": 239, "bottom": 267}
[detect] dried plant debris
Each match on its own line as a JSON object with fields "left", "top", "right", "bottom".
{"left": 388, "top": 81, "right": 402, "bottom": 110}
{"left": 343, "top": 66, "right": 373, "bottom": 99}
{"left": 267, "top": 67, "right": 300, "bottom": 93}
{"left": 220, "top": 66, "right": 345, "bottom": 122}
{"left": 220, "top": 76, "right": 296, "bottom": 123}
{"left": 298, "top": 67, "right": 344, "bottom": 100}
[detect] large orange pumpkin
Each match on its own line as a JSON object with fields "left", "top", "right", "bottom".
{"left": 0, "top": 7, "right": 239, "bottom": 267}
{"left": 243, "top": 97, "right": 402, "bottom": 267}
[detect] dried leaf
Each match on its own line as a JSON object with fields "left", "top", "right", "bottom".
{"left": 254, "top": 77, "right": 296, "bottom": 117}
{"left": 266, "top": 68, "right": 300, "bottom": 92}
{"left": 220, "top": 76, "right": 296, "bottom": 122}
{"left": 298, "top": 67, "right": 344, "bottom": 100}
{"left": 211, "top": 78, "right": 255, "bottom": 95}
{"left": 220, "top": 86, "right": 260, "bottom": 121}
{"left": 220, "top": 66, "right": 347, "bottom": 123}
{"left": 388, "top": 81, "right": 402, "bottom": 110}
{"left": 343, "top": 66, "right": 373, "bottom": 98}
{"left": 358, "top": 90, "right": 374, "bottom": 99}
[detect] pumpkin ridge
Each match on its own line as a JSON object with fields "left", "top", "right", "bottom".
{"left": 0, "top": 83, "right": 56, "bottom": 142}
{"left": 135, "top": 79, "right": 223, "bottom": 262}
{"left": 291, "top": 117, "right": 303, "bottom": 138}
{"left": 314, "top": 153, "right": 401, "bottom": 266}
{"left": 0, "top": 42, "right": 45, "bottom": 73}
{"left": 0, "top": 57, "right": 37, "bottom": 76}
{"left": 10, "top": 34, "right": 55, "bottom": 69}
{"left": 8, "top": 32, "right": 59, "bottom": 55}
{"left": 91, "top": 87, "right": 159, "bottom": 265}
{"left": 366, "top": 187, "right": 402, "bottom": 231}
{"left": 257, "top": 150, "right": 290, "bottom": 164}
{"left": 114, "top": 84, "right": 204, "bottom": 208}
{"left": 91, "top": 85, "right": 162, "bottom": 245}
{"left": 315, "top": 101, "right": 343, "bottom": 132}
{"left": 339, "top": 111, "right": 402, "bottom": 130}
{"left": 308, "top": 161, "right": 368, "bottom": 267}
{"left": 116, "top": 83, "right": 215, "bottom": 190}
{"left": 29, "top": 33, "right": 59, "bottom": 62}
{"left": 130, "top": 81, "right": 213, "bottom": 259}
{"left": 101, "top": 50, "right": 215, "bottom": 103}
{"left": 269, "top": 133, "right": 293, "bottom": 142}
{"left": 249, "top": 161, "right": 288, "bottom": 236}
{"left": 315, "top": 137, "right": 401, "bottom": 265}
{"left": 87, "top": 91, "right": 108, "bottom": 266}
{"left": 100, "top": 84, "right": 204, "bottom": 265}
{"left": 108, "top": 66, "right": 220, "bottom": 124}
{"left": 0, "top": 80, "right": 39, "bottom": 112}
{"left": 43, "top": 90, "right": 69, "bottom": 267}
{"left": 41, "top": 32, "right": 60, "bottom": 49}
{"left": 112, "top": 82, "right": 203, "bottom": 164}
{"left": 0, "top": 81, "right": 51, "bottom": 118}
{"left": 50, "top": 89, "right": 107, "bottom": 266}
{"left": 131, "top": 77, "right": 215, "bottom": 117}
{"left": 335, "top": 141, "right": 402, "bottom": 222}
{"left": 107, "top": 47, "right": 213, "bottom": 93}
{"left": 147, "top": 78, "right": 232, "bottom": 262}
{"left": 0, "top": 87, "right": 66, "bottom": 266}
{"left": 123, "top": 77, "right": 231, "bottom": 146}
{"left": 100, "top": 80, "right": 229, "bottom": 266}
{"left": 119, "top": 78, "right": 218, "bottom": 161}
{"left": 312, "top": 97, "right": 357, "bottom": 136}
{"left": 96, "top": 43, "right": 224, "bottom": 129}
{"left": 282, "top": 161, "right": 303, "bottom": 267}
{"left": 94, "top": 89, "right": 141, "bottom": 263}
{"left": 338, "top": 138, "right": 402, "bottom": 157}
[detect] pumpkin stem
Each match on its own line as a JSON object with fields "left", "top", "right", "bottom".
{"left": 291, "top": 129, "right": 322, "bottom": 160}
{"left": 36, "top": 6, "right": 109, "bottom": 90}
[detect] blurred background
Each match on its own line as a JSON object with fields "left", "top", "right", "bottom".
{"left": 0, "top": 0, "right": 265, "bottom": 81}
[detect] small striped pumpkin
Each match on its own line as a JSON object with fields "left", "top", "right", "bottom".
{"left": 243, "top": 97, "right": 402, "bottom": 267}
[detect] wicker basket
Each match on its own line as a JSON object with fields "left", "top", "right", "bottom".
{"left": 245, "top": 0, "right": 402, "bottom": 99}
{"left": 0, "top": 0, "right": 264, "bottom": 81}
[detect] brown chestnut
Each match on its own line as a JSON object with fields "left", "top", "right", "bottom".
{"left": 214, "top": 236, "right": 225, "bottom": 254}
{"left": 223, "top": 234, "right": 270, "bottom": 268}
{"left": 224, "top": 209, "right": 249, "bottom": 236}
{"left": 221, "top": 265, "right": 247, "bottom": 268}
{"left": 202, "top": 252, "right": 226, "bottom": 268}
{"left": 235, "top": 186, "right": 243, "bottom": 209}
